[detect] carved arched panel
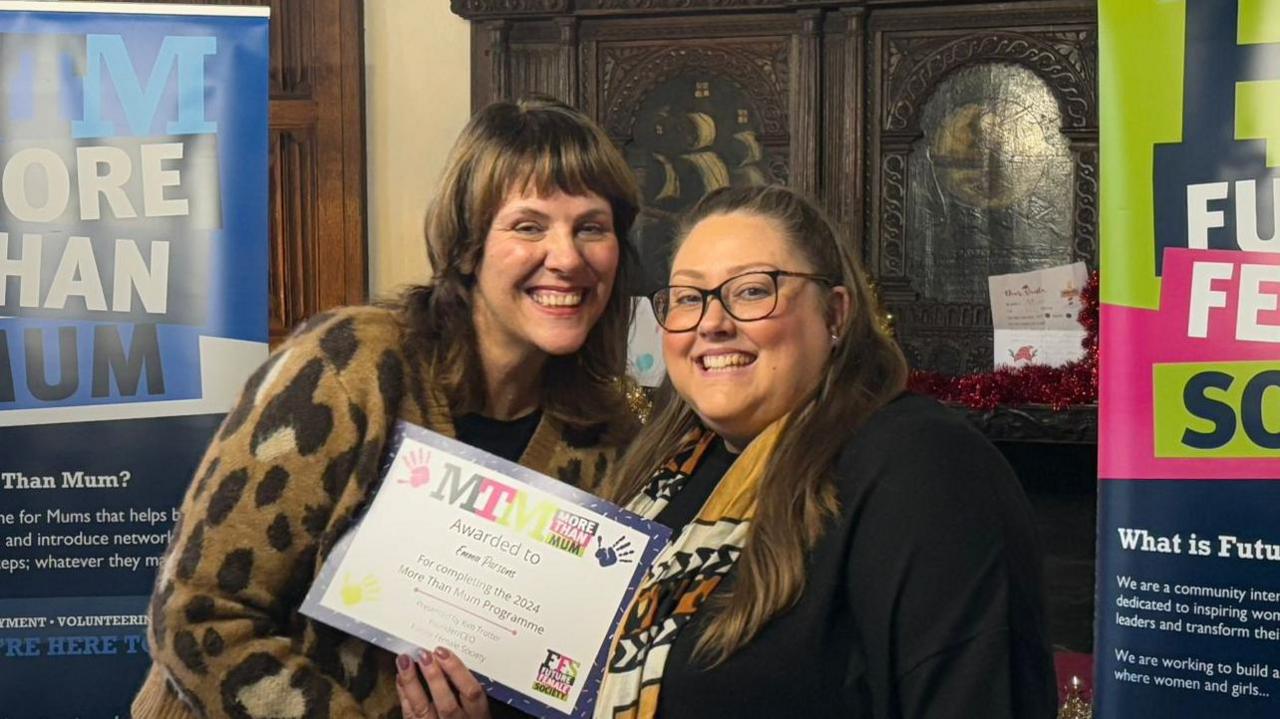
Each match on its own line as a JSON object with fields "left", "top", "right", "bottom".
{"left": 906, "top": 63, "right": 1076, "bottom": 305}
{"left": 882, "top": 30, "right": 1097, "bottom": 133}
{"left": 870, "top": 15, "right": 1097, "bottom": 377}
{"left": 599, "top": 43, "right": 789, "bottom": 138}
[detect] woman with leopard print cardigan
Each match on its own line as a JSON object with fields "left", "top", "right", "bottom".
{"left": 132, "top": 98, "right": 641, "bottom": 719}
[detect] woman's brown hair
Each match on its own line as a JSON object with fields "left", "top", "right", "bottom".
{"left": 400, "top": 98, "right": 641, "bottom": 425}
{"left": 603, "top": 184, "right": 909, "bottom": 664}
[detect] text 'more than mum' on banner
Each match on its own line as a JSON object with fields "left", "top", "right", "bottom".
{"left": 0, "top": 3, "right": 269, "bottom": 716}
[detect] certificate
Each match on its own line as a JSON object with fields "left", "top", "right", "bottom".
{"left": 300, "top": 421, "right": 671, "bottom": 719}
{"left": 988, "top": 261, "right": 1090, "bottom": 369}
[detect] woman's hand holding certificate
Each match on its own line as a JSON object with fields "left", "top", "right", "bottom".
{"left": 301, "top": 421, "right": 670, "bottom": 719}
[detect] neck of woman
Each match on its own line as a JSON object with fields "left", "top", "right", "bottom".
{"left": 473, "top": 333, "right": 546, "bottom": 420}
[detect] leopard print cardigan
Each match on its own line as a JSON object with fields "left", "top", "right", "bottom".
{"left": 131, "top": 305, "right": 633, "bottom": 719}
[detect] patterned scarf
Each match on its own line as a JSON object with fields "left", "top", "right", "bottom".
{"left": 593, "top": 419, "right": 787, "bottom": 719}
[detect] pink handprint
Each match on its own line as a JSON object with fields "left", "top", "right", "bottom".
{"left": 398, "top": 449, "right": 433, "bottom": 488}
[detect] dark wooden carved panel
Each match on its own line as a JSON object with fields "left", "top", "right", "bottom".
{"left": 880, "top": 30, "right": 1096, "bottom": 133}
{"left": 455, "top": 0, "right": 1098, "bottom": 442}
{"left": 820, "top": 9, "right": 865, "bottom": 248}
{"left": 511, "top": 45, "right": 566, "bottom": 101}
{"left": 878, "top": 151, "right": 907, "bottom": 278}
{"left": 272, "top": 0, "right": 366, "bottom": 344}
{"left": 504, "top": 18, "right": 583, "bottom": 104}
{"left": 454, "top": 0, "right": 843, "bottom": 14}
{"left": 268, "top": 0, "right": 316, "bottom": 98}
{"left": 597, "top": 41, "right": 791, "bottom": 138}
{"left": 869, "top": 3, "right": 1098, "bottom": 377}
{"left": 268, "top": 129, "right": 318, "bottom": 341}
{"left": 1073, "top": 146, "right": 1099, "bottom": 265}
{"left": 455, "top": 0, "right": 570, "bottom": 16}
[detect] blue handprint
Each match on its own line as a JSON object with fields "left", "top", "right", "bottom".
{"left": 595, "top": 535, "right": 635, "bottom": 567}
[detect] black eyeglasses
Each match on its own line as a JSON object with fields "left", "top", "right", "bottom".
{"left": 649, "top": 270, "right": 836, "bottom": 332}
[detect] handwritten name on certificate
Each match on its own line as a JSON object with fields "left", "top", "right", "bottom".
{"left": 301, "top": 421, "right": 670, "bottom": 719}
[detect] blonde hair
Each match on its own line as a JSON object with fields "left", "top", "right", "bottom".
{"left": 604, "top": 185, "right": 909, "bottom": 664}
{"left": 400, "top": 98, "right": 641, "bottom": 425}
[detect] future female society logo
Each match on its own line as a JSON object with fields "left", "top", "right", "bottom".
{"left": 532, "top": 649, "right": 580, "bottom": 701}
{"left": 1140, "top": 0, "right": 1280, "bottom": 457}
{"left": 399, "top": 449, "right": 636, "bottom": 564}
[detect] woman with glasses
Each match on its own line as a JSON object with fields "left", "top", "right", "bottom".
{"left": 591, "top": 184, "right": 1057, "bottom": 718}
{"left": 395, "top": 183, "right": 1057, "bottom": 719}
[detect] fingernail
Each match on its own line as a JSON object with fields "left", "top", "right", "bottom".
{"left": 417, "top": 649, "right": 433, "bottom": 666}
{"left": 434, "top": 646, "right": 451, "bottom": 660}
{"left": 396, "top": 654, "right": 411, "bottom": 672}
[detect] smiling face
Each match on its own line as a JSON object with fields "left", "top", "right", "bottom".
{"left": 663, "top": 211, "right": 848, "bottom": 450}
{"left": 471, "top": 189, "right": 619, "bottom": 363}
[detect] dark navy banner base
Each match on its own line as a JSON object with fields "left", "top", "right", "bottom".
{"left": 0, "top": 414, "right": 221, "bottom": 598}
{"left": 0, "top": 414, "right": 222, "bottom": 718}
{"left": 0, "top": 595, "right": 152, "bottom": 719}
{"left": 1095, "top": 480, "right": 1280, "bottom": 718}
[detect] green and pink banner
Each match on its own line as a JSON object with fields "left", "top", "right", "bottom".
{"left": 1097, "top": 0, "right": 1280, "bottom": 716}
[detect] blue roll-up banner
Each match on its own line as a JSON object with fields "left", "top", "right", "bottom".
{"left": 0, "top": 2, "right": 269, "bottom": 716}
{"left": 1098, "top": 1, "right": 1280, "bottom": 717}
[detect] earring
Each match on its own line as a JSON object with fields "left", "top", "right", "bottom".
{"left": 830, "top": 332, "right": 839, "bottom": 345}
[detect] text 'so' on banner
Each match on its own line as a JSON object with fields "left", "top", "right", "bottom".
{"left": 1098, "top": 1, "right": 1280, "bottom": 716}
{"left": 0, "top": 2, "right": 269, "bottom": 716}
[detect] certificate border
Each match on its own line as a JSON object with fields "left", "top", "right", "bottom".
{"left": 303, "top": 420, "right": 671, "bottom": 719}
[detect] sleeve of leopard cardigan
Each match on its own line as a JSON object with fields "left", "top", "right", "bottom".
{"left": 144, "top": 312, "right": 403, "bottom": 718}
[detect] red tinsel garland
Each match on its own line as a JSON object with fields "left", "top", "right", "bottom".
{"left": 906, "top": 271, "right": 1099, "bottom": 411}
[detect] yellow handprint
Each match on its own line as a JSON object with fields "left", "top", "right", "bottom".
{"left": 340, "top": 573, "right": 382, "bottom": 606}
